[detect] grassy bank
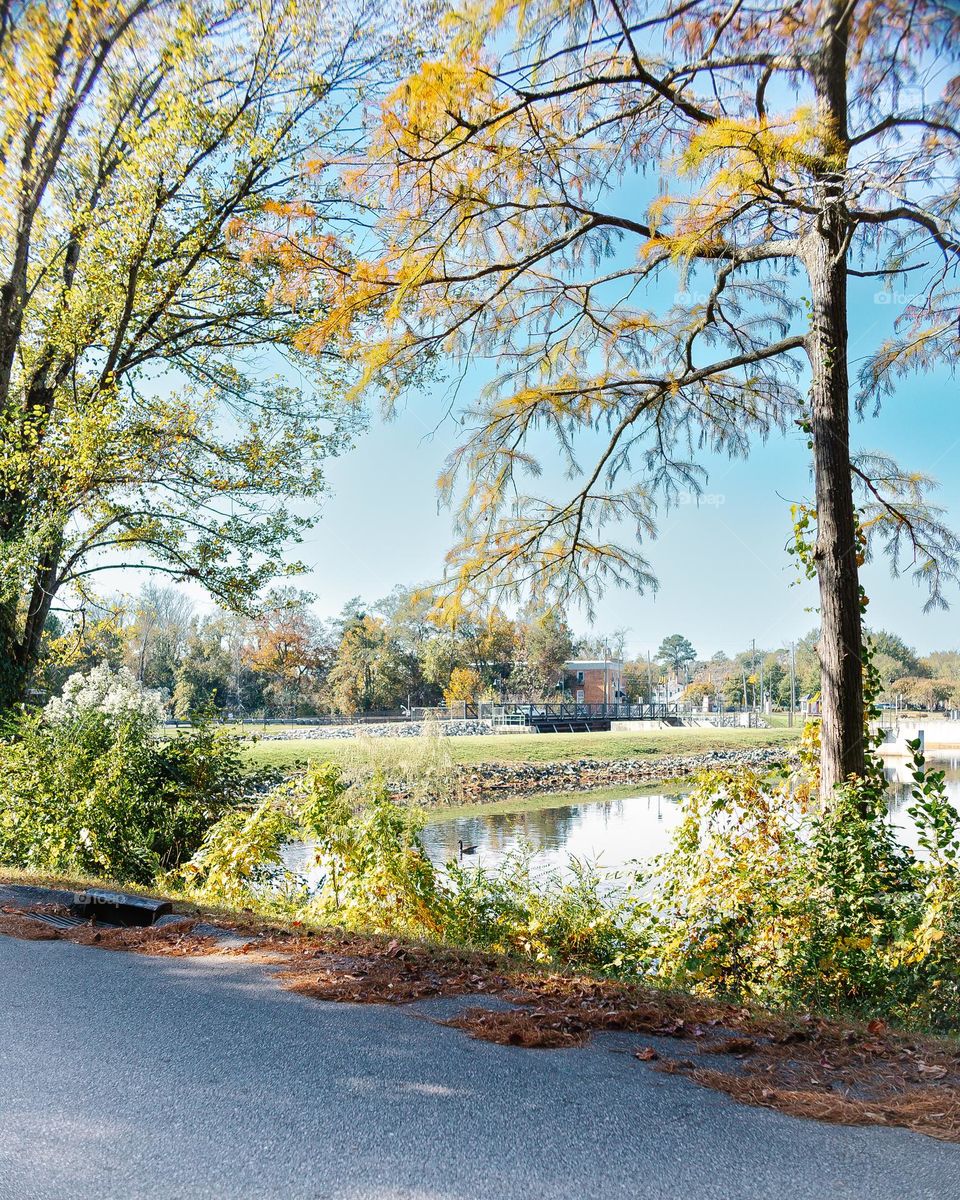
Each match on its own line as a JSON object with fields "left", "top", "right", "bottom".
{"left": 243, "top": 725, "right": 800, "bottom": 773}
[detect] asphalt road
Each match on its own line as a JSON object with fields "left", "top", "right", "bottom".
{"left": 1, "top": 934, "right": 958, "bottom": 1200}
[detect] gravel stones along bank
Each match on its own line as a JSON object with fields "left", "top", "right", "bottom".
{"left": 457, "top": 746, "right": 791, "bottom": 802}
{"left": 258, "top": 719, "right": 496, "bottom": 740}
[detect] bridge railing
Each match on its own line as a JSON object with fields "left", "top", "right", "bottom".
{"left": 483, "top": 702, "right": 767, "bottom": 727}
{"left": 487, "top": 702, "right": 671, "bottom": 724}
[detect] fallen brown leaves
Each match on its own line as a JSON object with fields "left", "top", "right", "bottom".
{"left": 68, "top": 919, "right": 218, "bottom": 956}
{"left": 238, "top": 930, "right": 516, "bottom": 1006}
{"left": 660, "top": 1015, "right": 960, "bottom": 1144}
{"left": 442, "top": 976, "right": 701, "bottom": 1049}
{"left": 675, "top": 1068, "right": 960, "bottom": 1142}
{"left": 0, "top": 907, "right": 217, "bottom": 956}
{"left": 449, "top": 985, "right": 960, "bottom": 1142}
{"left": 0, "top": 912, "right": 62, "bottom": 940}
{"left": 445, "top": 1006, "right": 589, "bottom": 1048}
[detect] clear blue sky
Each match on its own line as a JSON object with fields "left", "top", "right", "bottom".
{"left": 296, "top": 312, "right": 960, "bottom": 660}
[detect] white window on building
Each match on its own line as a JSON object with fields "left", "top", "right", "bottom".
{"left": 576, "top": 688, "right": 585, "bottom": 703}
{"left": 576, "top": 671, "right": 584, "bottom": 683}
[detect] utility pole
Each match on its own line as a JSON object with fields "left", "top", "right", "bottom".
{"left": 789, "top": 642, "right": 796, "bottom": 728}
{"left": 751, "top": 638, "right": 757, "bottom": 712}
{"left": 233, "top": 628, "right": 242, "bottom": 717}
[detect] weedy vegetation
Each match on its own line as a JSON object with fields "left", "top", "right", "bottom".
{"left": 4, "top": 640, "right": 960, "bottom": 1035}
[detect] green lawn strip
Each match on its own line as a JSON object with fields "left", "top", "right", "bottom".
{"left": 242, "top": 726, "right": 801, "bottom": 773}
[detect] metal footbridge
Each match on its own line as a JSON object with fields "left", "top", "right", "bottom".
{"left": 485, "top": 702, "right": 766, "bottom": 733}
{"left": 489, "top": 702, "right": 670, "bottom": 733}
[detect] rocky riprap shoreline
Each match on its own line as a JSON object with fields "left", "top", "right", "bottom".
{"left": 455, "top": 746, "right": 794, "bottom": 801}
{"left": 258, "top": 719, "right": 496, "bottom": 741}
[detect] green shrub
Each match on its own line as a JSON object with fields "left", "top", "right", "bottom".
{"left": 183, "top": 763, "right": 443, "bottom": 930}
{"left": 0, "top": 706, "right": 249, "bottom": 885}
{"left": 299, "top": 765, "right": 443, "bottom": 930}
{"left": 442, "top": 851, "right": 648, "bottom": 972}
{"left": 180, "top": 792, "right": 300, "bottom": 908}
{"left": 186, "top": 761, "right": 647, "bottom": 972}
{"left": 643, "top": 739, "right": 960, "bottom": 1028}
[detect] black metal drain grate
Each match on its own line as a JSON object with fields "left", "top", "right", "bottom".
{"left": 27, "top": 912, "right": 93, "bottom": 930}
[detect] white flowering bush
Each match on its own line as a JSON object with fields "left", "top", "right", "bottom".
{"left": 44, "top": 664, "right": 166, "bottom": 728}
{"left": 0, "top": 665, "right": 249, "bottom": 884}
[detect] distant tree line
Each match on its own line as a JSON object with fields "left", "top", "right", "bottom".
{"left": 35, "top": 590, "right": 960, "bottom": 719}
{"left": 35, "top": 585, "right": 579, "bottom": 719}
{"left": 654, "top": 629, "right": 960, "bottom": 712}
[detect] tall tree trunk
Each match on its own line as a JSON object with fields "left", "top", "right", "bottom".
{"left": 807, "top": 2, "right": 865, "bottom": 799}
{"left": 808, "top": 242, "right": 864, "bottom": 795}
{"left": 0, "top": 601, "right": 29, "bottom": 709}
{"left": 0, "top": 536, "right": 62, "bottom": 709}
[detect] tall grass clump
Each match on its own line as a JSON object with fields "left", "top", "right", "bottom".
{"left": 327, "top": 718, "right": 459, "bottom": 805}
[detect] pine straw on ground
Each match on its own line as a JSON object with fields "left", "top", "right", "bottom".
{"left": 0, "top": 911, "right": 62, "bottom": 941}
{"left": 232, "top": 928, "right": 519, "bottom": 1005}
{"left": 3, "top": 907, "right": 960, "bottom": 1141}
{"left": 0, "top": 906, "right": 217, "bottom": 955}
{"left": 459, "top": 994, "right": 960, "bottom": 1142}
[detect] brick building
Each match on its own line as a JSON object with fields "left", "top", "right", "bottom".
{"left": 562, "top": 659, "right": 624, "bottom": 705}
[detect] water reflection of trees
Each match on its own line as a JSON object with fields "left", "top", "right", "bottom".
{"left": 884, "top": 757, "right": 960, "bottom": 819}
{"left": 424, "top": 765, "right": 960, "bottom": 869}
{"left": 423, "top": 794, "right": 670, "bottom": 864}
{"left": 424, "top": 804, "right": 588, "bottom": 862}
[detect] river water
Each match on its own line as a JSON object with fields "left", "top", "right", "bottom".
{"left": 417, "top": 755, "right": 960, "bottom": 880}
{"left": 284, "top": 756, "right": 960, "bottom": 888}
